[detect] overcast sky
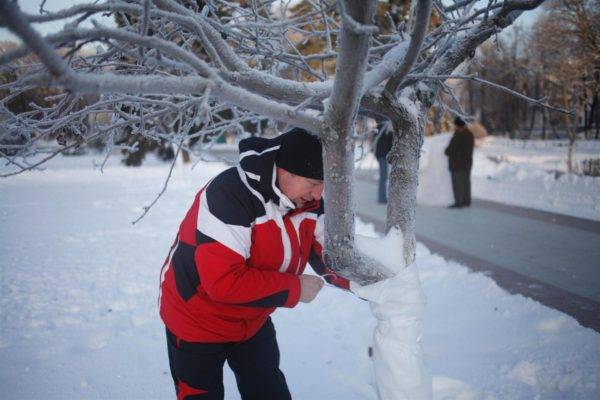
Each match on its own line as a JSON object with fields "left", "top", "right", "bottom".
{"left": 1, "top": 1, "right": 544, "bottom": 45}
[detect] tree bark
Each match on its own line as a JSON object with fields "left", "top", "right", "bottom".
{"left": 563, "top": 86, "right": 575, "bottom": 173}
{"left": 386, "top": 99, "right": 425, "bottom": 266}
{"left": 322, "top": 0, "right": 394, "bottom": 284}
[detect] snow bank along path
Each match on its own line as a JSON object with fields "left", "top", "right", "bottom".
{"left": 1, "top": 155, "right": 599, "bottom": 399}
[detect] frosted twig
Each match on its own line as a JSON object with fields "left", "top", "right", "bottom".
{"left": 384, "top": 0, "right": 433, "bottom": 95}
{"left": 410, "top": 73, "right": 572, "bottom": 114}
{"left": 131, "top": 137, "right": 184, "bottom": 224}
{"left": 337, "top": 0, "right": 378, "bottom": 36}
{"left": 0, "top": 130, "right": 104, "bottom": 178}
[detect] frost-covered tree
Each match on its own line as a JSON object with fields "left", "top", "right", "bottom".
{"left": 0, "top": 0, "right": 550, "bottom": 398}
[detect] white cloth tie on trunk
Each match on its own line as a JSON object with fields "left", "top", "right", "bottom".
{"left": 353, "top": 231, "right": 432, "bottom": 400}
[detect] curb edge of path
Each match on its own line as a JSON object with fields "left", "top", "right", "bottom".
{"left": 472, "top": 199, "right": 600, "bottom": 235}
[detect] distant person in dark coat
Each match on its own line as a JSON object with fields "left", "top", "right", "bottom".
{"left": 444, "top": 117, "right": 474, "bottom": 208}
{"left": 374, "top": 120, "right": 393, "bottom": 204}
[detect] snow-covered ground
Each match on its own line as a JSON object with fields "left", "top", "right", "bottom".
{"left": 472, "top": 137, "right": 600, "bottom": 221}
{"left": 1, "top": 154, "right": 599, "bottom": 399}
{"left": 358, "top": 135, "right": 600, "bottom": 221}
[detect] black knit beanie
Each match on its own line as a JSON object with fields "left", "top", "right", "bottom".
{"left": 454, "top": 116, "right": 466, "bottom": 127}
{"left": 275, "top": 128, "right": 323, "bottom": 180}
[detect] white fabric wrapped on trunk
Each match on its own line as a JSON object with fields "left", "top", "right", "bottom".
{"left": 353, "top": 230, "right": 432, "bottom": 400}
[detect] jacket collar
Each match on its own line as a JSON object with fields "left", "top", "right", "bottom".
{"left": 238, "top": 136, "right": 290, "bottom": 210}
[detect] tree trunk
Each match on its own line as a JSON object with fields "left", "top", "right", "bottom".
{"left": 527, "top": 106, "right": 537, "bottom": 139}
{"left": 322, "top": 129, "right": 359, "bottom": 271}
{"left": 322, "top": 0, "right": 393, "bottom": 285}
{"left": 432, "top": 106, "right": 442, "bottom": 134}
{"left": 542, "top": 107, "right": 548, "bottom": 140}
{"left": 562, "top": 86, "right": 575, "bottom": 173}
{"left": 587, "top": 93, "right": 598, "bottom": 139}
{"left": 468, "top": 77, "right": 475, "bottom": 117}
{"left": 181, "top": 149, "right": 191, "bottom": 163}
{"left": 386, "top": 103, "right": 424, "bottom": 266}
{"left": 323, "top": 0, "right": 374, "bottom": 261}
{"left": 323, "top": 4, "right": 431, "bottom": 397}
{"left": 369, "top": 90, "right": 431, "bottom": 400}
{"left": 567, "top": 141, "right": 574, "bottom": 174}
{"left": 323, "top": 0, "right": 375, "bottom": 270}
{"left": 480, "top": 84, "right": 487, "bottom": 129}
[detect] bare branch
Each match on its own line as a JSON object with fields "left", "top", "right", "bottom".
{"left": 444, "top": 0, "right": 477, "bottom": 13}
{"left": 0, "top": 130, "right": 104, "bottom": 178}
{"left": 1, "top": 4, "right": 322, "bottom": 133}
{"left": 410, "top": 73, "right": 574, "bottom": 114}
{"left": 384, "top": 0, "right": 433, "bottom": 95}
{"left": 431, "top": 0, "right": 546, "bottom": 76}
{"left": 131, "top": 136, "right": 183, "bottom": 225}
{"left": 362, "top": 40, "right": 410, "bottom": 94}
{"left": 0, "top": 0, "right": 73, "bottom": 80}
{"left": 337, "top": 0, "right": 378, "bottom": 35}
{"left": 326, "top": 0, "right": 376, "bottom": 132}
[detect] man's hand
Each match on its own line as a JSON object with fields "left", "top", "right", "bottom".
{"left": 299, "top": 275, "right": 324, "bottom": 303}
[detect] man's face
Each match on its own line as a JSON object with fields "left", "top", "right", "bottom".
{"left": 276, "top": 167, "right": 324, "bottom": 208}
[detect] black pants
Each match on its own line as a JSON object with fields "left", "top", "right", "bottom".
{"left": 451, "top": 170, "right": 471, "bottom": 206}
{"left": 166, "top": 318, "right": 291, "bottom": 400}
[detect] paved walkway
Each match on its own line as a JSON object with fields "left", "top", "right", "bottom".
{"left": 354, "top": 172, "right": 600, "bottom": 332}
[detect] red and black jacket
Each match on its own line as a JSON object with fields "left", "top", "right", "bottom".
{"left": 159, "top": 136, "right": 349, "bottom": 343}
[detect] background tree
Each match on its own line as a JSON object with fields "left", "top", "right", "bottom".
{"left": 459, "top": 0, "right": 599, "bottom": 145}
{"left": 542, "top": 0, "right": 600, "bottom": 171}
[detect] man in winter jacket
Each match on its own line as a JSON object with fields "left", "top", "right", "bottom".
{"left": 444, "top": 117, "right": 475, "bottom": 208}
{"left": 159, "top": 128, "right": 351, "bottom": 400}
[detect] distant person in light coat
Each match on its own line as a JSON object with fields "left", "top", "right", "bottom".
{"left": 444, "top": 117, "right": 475, "bottom": 208}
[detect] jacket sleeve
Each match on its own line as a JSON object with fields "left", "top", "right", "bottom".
{"left": 308, "top": 213, "right": 351, "bottom": 290}
{"left": 195, "top": 178, "right": 301, "bottom": 308}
